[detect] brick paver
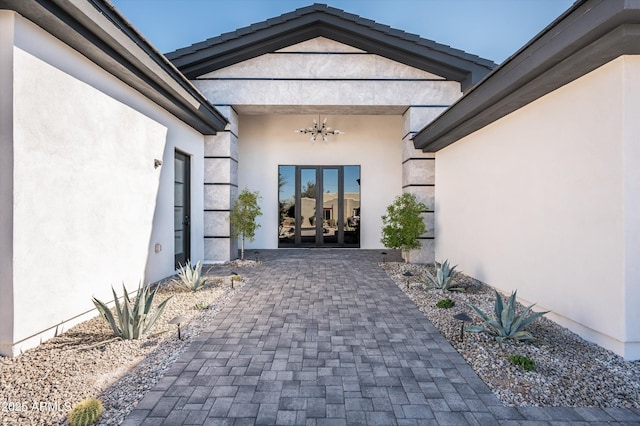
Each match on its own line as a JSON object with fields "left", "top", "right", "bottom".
{"left": 123, "top": 250, "right": 640, "bottom": 425}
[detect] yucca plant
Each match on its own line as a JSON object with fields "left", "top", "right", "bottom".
{"left": 68, "top": 397, "right": 103, "bottom": 426}
{"left": 467, "top": 289, "right": 549, "bottom": 345}
{"left": 93, "top": 282, "right": 172, "bottom": 340}
{"left": 175, "top": 260, "right": 206, "bottom": 292}
{"left": 423, "top": 259, "right": 463, "bottom": 292}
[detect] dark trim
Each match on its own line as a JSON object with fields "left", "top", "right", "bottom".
{"left": 205, "top": 156, "right": 239, "bottom": 164}
{"left": 403, "top": 184, "right": 435, "bottom": 188}
{"left": 413, "top": 0, "right": 640, "bottom": 151}
{"left": 167, "top": 4, "right": 495, "bottom": 90}
{"left": 272, "top": 51, "right": 370, "bottom": 55}
{"left": 402, "top": 158, "right": 435, "bottom": 165}
{"left": 196, "top": 77, "right": 449, "bottom": 82}
{"left": 1, "top": 0, "right": 227, "bottom": 134}
{"left": 204, "top": 183, "right": 239, "bottom": 187}
{"left": 418, "top": 237, "right": 435, "bottom": 240}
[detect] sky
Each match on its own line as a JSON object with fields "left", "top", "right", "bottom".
{"left": 110, "top": 0, "right": 575, "bottom": 65}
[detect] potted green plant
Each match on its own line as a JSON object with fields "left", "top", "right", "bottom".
{"left": 381, "top": 193, "right": 428, "bottom": 263}
{"left": 229, "top": 188, "right": 262, "bottom": 260}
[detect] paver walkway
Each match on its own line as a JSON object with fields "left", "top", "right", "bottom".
{"left": 123, "top": 250, "right": 640, "bottom": 425}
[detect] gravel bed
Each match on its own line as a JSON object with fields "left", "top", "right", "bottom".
{"left": 0, "top": 267, "right": 252, "bottom": 426}
{"left": 381, "top": 261, "right": 640, "bottom": 408}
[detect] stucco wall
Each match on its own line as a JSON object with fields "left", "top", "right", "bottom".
{"left": 435, "top": 56, "right": 640, "bottom": 359}
{"left": 2, "top": 13, "right": 205, "bottom": 355}
{"left": 0, "top": 11, "right": 16, "bottom": 358}
{"left": 238, "top": 114, "right": 403, "bottom": 250}
{"left": 194, "top": 37, "right": 460, "bottom": 259}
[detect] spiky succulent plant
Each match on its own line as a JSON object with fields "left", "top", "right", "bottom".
{"left": 423, "top": 259, "right": 463, "bottom": 292}
{"left": 93, "top": 282, "right": 171, "bottom": 340}
{"left": 175, "top": 260, "right": 207, "bottom": 292}
{"left": 467, "top": 289, "right": 548, "bottom": 344}
{"left": 68, "top": 397, "right": 103, "bottom": 426}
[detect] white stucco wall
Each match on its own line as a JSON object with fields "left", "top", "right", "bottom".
{"left": 194, "top": 36, "right": 460, "bottom": 259}
{"left": 238, "top": 114, "right": 403, "bottom": 250}
{"left": 2, "top": 13, "right": 206, "bottom": 355}
{"left": 435, "top": 56, "right": 640, "bottom": 359}
{"left": 0, "top": 11, "right": 16, "bottom": 357}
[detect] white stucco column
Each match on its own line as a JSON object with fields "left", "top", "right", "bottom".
{"left": 402, "top": 106, "right": 447, "bottom": 264}
{"left": 203, "top": 106, "right": 238, "bottom": 262}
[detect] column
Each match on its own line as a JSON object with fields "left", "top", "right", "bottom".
{"left": 203, "top": 107, "right": 238, "bottom": 262}
{"left": 402, "top": 106, "right": 447, "bottom": 264}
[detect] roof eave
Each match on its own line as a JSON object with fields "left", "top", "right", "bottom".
{"left": 413, "top": 0, "right": 640, "bottom": 151}
{"left": 167, "top": 5, "right": 495, "bottom": 91}
{"left": 1, "top": 0, "right": 227, "bottom": 134}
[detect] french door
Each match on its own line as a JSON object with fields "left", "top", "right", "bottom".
{"left": 174, "top": 151, "right": 190, "bottom": 268}
{"left": 278, "top": 165, "right": 360, "bottom": 247}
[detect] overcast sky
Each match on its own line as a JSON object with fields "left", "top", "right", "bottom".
{"left": 111, "top": 0, "right": 575, "bottom": 64}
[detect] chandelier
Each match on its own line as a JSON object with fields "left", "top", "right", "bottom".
{"left": 295, "top": 116, "right": 343, "bottom": 143}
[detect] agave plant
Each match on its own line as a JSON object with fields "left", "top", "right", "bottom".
{"left": 423, "top": 259, "right": 463, "bottom": 292}
{"left": 93, "top": 282, "right": 172, "bottom": 340}
{"left": 467, "top": 289, "right": 549, "bottom": 344}
{"left": 175, "top": 260, "right": 207, "bottom": 292}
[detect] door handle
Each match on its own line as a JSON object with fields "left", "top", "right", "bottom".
{"left": 183, "top": 216, "right": 190, "bottom": 226}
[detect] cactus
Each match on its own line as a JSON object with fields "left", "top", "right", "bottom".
{"left": 68, "top": 397, "right": 103, "bottom": 426}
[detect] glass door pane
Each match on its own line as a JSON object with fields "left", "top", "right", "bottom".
{"left": 278, "top": 166, "right": 295, "bottom": 246}
{"left": 174, "top": 152, "right": 190, "bottom": 268}
{"left": 300, "top": 168, "right": 317, "bottom": 245}
{"left": 323, "top": 168, "right": 339, "bottom": 244}
{"left": 344, "top": 166, "right": 361, "bottom": 247}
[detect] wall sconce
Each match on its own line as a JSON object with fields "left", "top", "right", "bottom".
{"left": 154, "top": 159, "right": 163, "bottom": 169}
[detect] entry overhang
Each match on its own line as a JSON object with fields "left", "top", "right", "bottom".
{"left": 167, "top": 3, "right": 496, "bottom": 92}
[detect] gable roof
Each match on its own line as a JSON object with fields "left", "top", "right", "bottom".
{"left": 412, "top": 0, "right": 640, "bottom": 151}
{"left": 1, "top": 0, "right": 227, "bottom": 134}
{"left": 167, "top": 3, "right": 496, "bottom": 91}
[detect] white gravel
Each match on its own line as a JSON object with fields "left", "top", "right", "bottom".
{"left": 0, "top": 266, "right": 252, "bottom": 426}
{"left": 381, "top": 261, "right": 640, "bottom": 408}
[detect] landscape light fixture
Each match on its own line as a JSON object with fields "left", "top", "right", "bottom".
{"left": 402, "top": 270, "right": 414, "bottom": 289}
{"left": 453, "top": 312, "right": 473, "bottom": 342}
{"left": 169, "top": 315, "right": 188, "bottom": 340}
{"left": 295, "top": 116, "right": 343, "bottom": 143}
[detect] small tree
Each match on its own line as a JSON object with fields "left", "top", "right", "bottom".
{"left": 229, "top": 188, "right": 262, "bottom": 260}
{"left": 381, "top": 193, "right": 428, "bottom": 263}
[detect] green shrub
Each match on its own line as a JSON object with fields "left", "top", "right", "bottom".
{"left": 423, "top": 259, "right": 463, "bottom": 292}
{"left": 68, "top": 397, "right": 103, "bottom": 426}
{"left": 230, "top": 188, "right": 263, "bottom": 260}
{"left": 381, "top": 193, "right": 428, "bottom": 262}
{"left": 509, "top": 354, "right": 536, "bottom": 371}
{"left": 175, "top": 260, "right": 206, "bottom": 292}
{"left": 436, "top": 298, "right": 455, "bottom": 309}
{"left": 93, "top": 283, "right": 172, "bottom": 340}
{"left": 467, "top": 289, "right": 548, "bottom": 345}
